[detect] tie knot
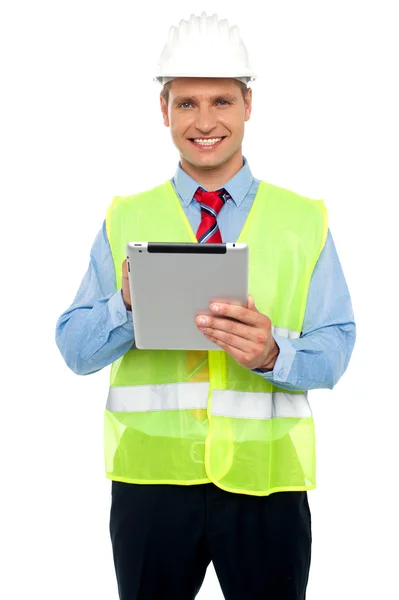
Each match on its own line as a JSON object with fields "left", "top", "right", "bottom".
{"left": 193, "top": 187, "right": 231, "bottom": 216}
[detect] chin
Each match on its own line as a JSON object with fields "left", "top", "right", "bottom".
{"left": 188, "top": 156, "right": 226, "bottom": 170}
{"left": 187, "top": 149, "right": 233, "bottom": 167}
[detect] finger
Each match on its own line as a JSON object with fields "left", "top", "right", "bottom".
{"left": 197, "top": 316, "right": 267, "bottom": 345}
{"left": 247, "top": 294, "right": 257, "bottom": 311}
{"left": 208, "top": 302, "right": 267, "bottom": 327}
{"left": 122, "top": 259, "right": 129, "bottom": 279}
{"left": 203, "top": 333, "right": 252, "bottom": 364}
{"left": 202, "top": 327, "right": 254, "bottom": 352}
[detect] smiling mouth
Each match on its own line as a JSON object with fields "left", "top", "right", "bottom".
{"left": 189, "top": 137, "right": 226, "bottom": 147}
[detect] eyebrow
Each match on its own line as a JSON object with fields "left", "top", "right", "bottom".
{"left": 172, "top": 93, "right": 237, "bottom": 105}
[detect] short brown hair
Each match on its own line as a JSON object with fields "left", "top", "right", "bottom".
{"left": 160, "top": 79, "right": 250, "bottom": 105}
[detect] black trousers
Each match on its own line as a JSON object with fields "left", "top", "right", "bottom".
{"left": 109, "top": 481, "right": 311, "bottom": 600}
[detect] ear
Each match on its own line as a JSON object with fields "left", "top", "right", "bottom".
{"left": 244, "top": 87, "right": 252, "bottom": 122}
{"left": 160, "top": 95, "right": 170, "bottom": 127}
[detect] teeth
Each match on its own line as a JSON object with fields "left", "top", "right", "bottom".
{"left": 193, "top": 138, "right": 223, "bottom": 145}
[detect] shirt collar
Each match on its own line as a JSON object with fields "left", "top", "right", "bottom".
{"left": 173, "top": 155, "right": 253, "bottom": 208}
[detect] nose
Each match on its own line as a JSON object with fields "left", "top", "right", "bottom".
{"left": 195, "top": 105, "right": 218, "bottom": 134}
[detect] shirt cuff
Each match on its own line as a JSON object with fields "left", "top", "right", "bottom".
{"left": 108, "top": 289, "right": 133, "bottom": 329}
{"left": 253, "top": 333, "right": 296, "bottom": 383}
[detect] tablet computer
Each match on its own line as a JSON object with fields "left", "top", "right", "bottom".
{"left": 126, "top": 242, "right": 249, "bottom": 350}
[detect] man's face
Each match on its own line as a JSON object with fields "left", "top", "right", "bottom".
{"left": 160, "top": 78, "right": 252, "bottom": 171}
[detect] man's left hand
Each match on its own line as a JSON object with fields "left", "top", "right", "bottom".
{"left": 196, "top": 295, "right": 279, "bottom": 371}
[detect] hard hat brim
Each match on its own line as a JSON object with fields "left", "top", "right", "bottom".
{"left": 154, "top": 73, "right": 256, "bottom": 84}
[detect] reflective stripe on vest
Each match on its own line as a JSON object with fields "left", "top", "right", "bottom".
{"left": 211, "top": 390, "right": 310, "bottom": 419}
{"left": 106, "top": 384, "right": 310, "bottom": 419}
{"left": 271, "top": 326, "right": 301, "bottom": 340}
{"left": 106, "top": 382, "right": 209, "bottom": 412}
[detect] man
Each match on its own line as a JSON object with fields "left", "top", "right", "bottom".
{"left": 56, "top": 12, "right": 356, "bottom": 600}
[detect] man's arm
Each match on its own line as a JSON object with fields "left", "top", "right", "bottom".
{"left": 256, "top": 229, "right": 356, "bottom": 390}
{"left": 196, "top": 229, "right": 356, "bottom": 391}
{"left": 55, "top": 221, "right": 135, "bottom": 375}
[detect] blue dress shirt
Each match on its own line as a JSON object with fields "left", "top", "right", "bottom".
{"left": 55, "top": 157, "right": 356, "bottom": 391}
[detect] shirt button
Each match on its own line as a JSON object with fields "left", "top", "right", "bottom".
{"left": 99, "top": 335, "right": 104, "bottom": 342}
{"left": 278, "top": 368, "right": 284, "bottom": 378}
{"left": 117, "top": 311, "right": 123, "bottom": 321}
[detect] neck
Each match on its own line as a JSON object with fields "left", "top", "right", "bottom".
{"left": 180, "top": 150, "right": 244, "bottom": 191}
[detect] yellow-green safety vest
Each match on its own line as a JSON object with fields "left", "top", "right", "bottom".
{"left": 104, "top": 179, "right": 328, "bottom": 496}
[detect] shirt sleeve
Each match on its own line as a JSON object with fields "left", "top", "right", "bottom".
{"left": 55, "top": 221, "right": 135, "bottom": 375}
{"left": 253, "top": 229, "right": 356, "bottom": 391}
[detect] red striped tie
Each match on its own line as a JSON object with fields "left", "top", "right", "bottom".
{"left": 194, "top": 187, "right": 231, "bottom": 243}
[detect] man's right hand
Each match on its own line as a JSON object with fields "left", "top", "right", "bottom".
{"left": 122, "top": 259, "right": 132, "bottom": 311}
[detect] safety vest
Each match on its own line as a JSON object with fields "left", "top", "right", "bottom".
{"left": 104, "top": 179, "right": 327, "bottom": 496}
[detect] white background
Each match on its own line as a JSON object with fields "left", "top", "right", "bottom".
{"left": 1, "top": 0, "right": 398, "bottom": 598}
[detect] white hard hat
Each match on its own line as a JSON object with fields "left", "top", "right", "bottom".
{"left": 154, "top": 12, "right": 256, "bottom": 85}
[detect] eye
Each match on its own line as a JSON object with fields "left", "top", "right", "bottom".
{"left": 217, "top": 100, "right": 231, "bottom": 106}
{"left": 179, "top": 102, "right": 193, "bottom": 108}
